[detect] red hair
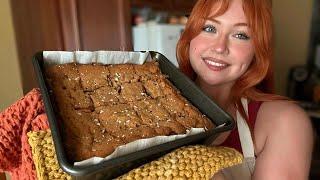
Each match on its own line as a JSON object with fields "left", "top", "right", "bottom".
{"left": 176, "top": 0, "right": 287, "bottom": 119}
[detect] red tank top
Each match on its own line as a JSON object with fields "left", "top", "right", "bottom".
{"left": 220, "top": 101, "right": 262, "bottom": 153}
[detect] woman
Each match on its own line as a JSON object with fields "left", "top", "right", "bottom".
{"left": 176, "top": 0, "right": 314, "bottom": 179}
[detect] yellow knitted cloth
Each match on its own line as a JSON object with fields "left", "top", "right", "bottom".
{"left": 27, "top": 130, "right": 71, "bottom": 180}
{"left": 117, "top": 145, "right": 243, "bottom": 179}
{"left": 27, "top": 130, "right": 243, "bottom": 180}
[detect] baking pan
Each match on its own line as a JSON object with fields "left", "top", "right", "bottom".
{"left": 32, "top": 51, "right": 234, "bottom": 179}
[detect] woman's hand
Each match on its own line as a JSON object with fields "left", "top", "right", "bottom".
{"left": 211, "top": 171, "right": 227, "bottom": 180}
{"left": 211, "top": 161, "right": 253, "bottom": 180}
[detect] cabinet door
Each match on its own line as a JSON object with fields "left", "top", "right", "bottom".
{"left": 11, "top": 0, "right": 64, "bottom": 93}
{"left": 131, "top": 0, "right": 196, "bottom": 13}
{"left": 131, "top": 0, "right": 172, "bottom": 10}
{"left": 76, "top": 0, "right": 132, "bottom": 51}
{"left": 171, "top": 0, "right": 197, "bottom": 13}
{"left": 11, "top": 0, "right": 132, "bottom": 93}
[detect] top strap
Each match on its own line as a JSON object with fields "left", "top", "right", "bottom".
{"left": 236, "top": 98, "right": 255, "bottom": 160}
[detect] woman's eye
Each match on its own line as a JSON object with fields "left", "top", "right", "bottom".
{"left": 202, "top": 25, "right": 216, "bottom": 33}
{"left": 234, "top": 33, "right": 250, "bottom": 40}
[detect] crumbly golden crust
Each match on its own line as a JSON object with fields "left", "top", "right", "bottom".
{"left": 45, "top": 61, "right": 215, "bottom": 162}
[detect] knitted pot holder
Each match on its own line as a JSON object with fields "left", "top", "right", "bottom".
{"left": 27, "top": 130, "right": 71, "bottom": 180}
{"left": 118, "top": 145, "right": 243, "bottom": 179}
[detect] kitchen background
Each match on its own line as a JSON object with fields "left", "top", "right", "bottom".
{"left": 0, "top": 0, "right": 319, "bottom": 179}
{"left": 0, "top": 0, "right": 315, "bottom": 110}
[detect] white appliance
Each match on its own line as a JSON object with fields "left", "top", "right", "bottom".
{"left": 132, "top": 24, "right": 185, "bottom": 67}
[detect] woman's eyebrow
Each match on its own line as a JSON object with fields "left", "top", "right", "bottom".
{"left": 205, "top": 18, "right": 221, "bottom": 24}
{"left": 234, "top": 23, "right": 248, "bottom": 27}
{"left": 205, "top": 18, "right": 248, "bottom": 27}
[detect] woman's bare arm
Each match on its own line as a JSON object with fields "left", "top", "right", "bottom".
{"left": 253, "top": 101, "right": 314, "bottom": 180}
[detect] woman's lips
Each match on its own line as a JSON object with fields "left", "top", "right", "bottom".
{"left": 202, "top": 57, "right": 229, "bottom": 71}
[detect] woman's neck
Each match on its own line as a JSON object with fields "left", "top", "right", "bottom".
{"left": 195, "top": 77, "right": 234, "bottom": 111}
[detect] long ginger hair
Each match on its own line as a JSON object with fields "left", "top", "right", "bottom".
{"left": 176, "top": 0, "right": 287, "bottom": 119}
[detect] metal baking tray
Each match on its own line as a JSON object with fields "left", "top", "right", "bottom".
{"left": 32, "top": 51, "right": 234, "bottom": 179}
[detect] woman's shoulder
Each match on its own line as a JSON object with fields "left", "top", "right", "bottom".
{"left": 255, "top": 100, "right": 312, "bottom": 131}
{"left": 253, "top": 100, "right": 313, "bottom": 155}
{"left": 258, "top": 100, "right": 309, "bottom": 123}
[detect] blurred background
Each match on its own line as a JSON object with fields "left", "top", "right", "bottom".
{"left": 0, "top": 0, "right": 319, "bottom": 179}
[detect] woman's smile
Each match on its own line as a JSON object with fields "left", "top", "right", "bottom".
{"left": 202, "top": 56, "right": 230, "bottom": 71}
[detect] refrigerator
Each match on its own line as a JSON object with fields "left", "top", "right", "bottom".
{"left": 132, "top": 24, "right": 185, "bottom": 67}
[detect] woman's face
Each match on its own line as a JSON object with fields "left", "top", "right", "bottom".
{"left": 189, "top": 0, "right": 254, "bottom": 88}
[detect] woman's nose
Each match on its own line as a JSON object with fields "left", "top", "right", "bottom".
{"left": 211, "top": 35, "right": 229, "bottom": 55}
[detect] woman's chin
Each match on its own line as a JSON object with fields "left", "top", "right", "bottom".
{"left": 200, "top": 76, "right": 234, "bottom": 88}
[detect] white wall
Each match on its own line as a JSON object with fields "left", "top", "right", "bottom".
{"left": 273, "top": 0, "right": 313, "bottom": 95}
{"left": 0, "top": 0, "right": 22, "bottom": 111}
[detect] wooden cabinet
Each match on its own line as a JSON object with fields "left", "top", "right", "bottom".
{"left": 76, "top": 0, "right": 132, "bottom": 51}
{"left": 11, "top": 0, "right": 65, "bottom": 93}
{"left": 171, "top": 0, "right": 197, "bottom": 13}
{"left": 131, "top": 0, "right": 171, "bottom": 10}
{"left": 11, "top": 0, "right": 196, "bottom": 93}
{"left": 131, "top": 0, "right": 197, "bottom": 13}
{"left": 11, "top": 0, "right": 133, "bottom": 93}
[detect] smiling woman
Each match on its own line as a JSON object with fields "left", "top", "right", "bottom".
{"left": 189, "top": 1, "right": 255, "bottom": 95}
{"left": 177, "top": 0, "right": 276, "bottom": 106}
{"left": 176, "top": 0, "right": 314, "bottom": 179}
